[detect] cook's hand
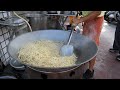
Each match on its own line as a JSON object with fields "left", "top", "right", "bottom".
{"left": 64, "top": 22, "right": 70, "bottom": 26}
{"left": 72, "top": 17, "right": 81, "bottom": 25}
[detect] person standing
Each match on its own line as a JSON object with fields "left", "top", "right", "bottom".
{"left": 109, "top": 11, "right": 120, "bottom": 61}
{"left": 72, "top": 11, "right": 105, "bottom": 79}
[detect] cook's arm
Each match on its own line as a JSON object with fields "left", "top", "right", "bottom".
{"left": 74, "top": 11, "right": 101, "bottom": 24}
{"left": 80, "top": 11, "right": 101, "bottom": 22}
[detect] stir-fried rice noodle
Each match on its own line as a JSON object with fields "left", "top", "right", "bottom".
{"left": 18, "top": 40, "right": 77, "bottom": 68}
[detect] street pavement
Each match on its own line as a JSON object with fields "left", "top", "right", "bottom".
{"left": 94, "top": 21, "right": 120, "bottom": 79}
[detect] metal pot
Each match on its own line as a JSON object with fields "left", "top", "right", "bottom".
{"left": 7, "top": 30, "right": 98, "bottom": 73}
{"left": 47, "top": 11, "right": 57, "bottom": 14}
{"left": 27, "top": 14, "right": 62, "bottom": 31}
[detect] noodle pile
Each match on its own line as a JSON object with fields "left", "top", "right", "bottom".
{"left": 18, "top": 40, "right": 77, "bottom": 68}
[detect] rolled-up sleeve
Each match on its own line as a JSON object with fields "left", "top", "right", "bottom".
{"left": 98, "top": 11, "right": 106, "bottom": 17}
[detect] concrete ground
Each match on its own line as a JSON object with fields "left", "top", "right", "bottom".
{"left": 94, "top": 21, "right": 120, "bottom": 79}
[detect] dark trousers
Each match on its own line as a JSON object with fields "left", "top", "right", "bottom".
{"left": 113, "top": 22, "right": 120, "bottom": 54}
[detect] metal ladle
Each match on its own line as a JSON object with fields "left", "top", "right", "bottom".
{"left": 60, "top": 28, "right": 74, "bottom": 56}
{"left": 60, "top": 12, "right": 81, "bottom": 56}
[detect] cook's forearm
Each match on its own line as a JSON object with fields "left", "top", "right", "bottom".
{"left": 80, "top": 11, "right": 101, "bottom": 23}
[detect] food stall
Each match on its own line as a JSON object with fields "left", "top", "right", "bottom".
{"left": 0, "top": 11, "right": 98, "bottom": 79}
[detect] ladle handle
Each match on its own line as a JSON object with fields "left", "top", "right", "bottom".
{"left": 67, "top": 12, "right": 79, "bottom": 45}
{"left": 67, "top": 29, "right": 73, "bottom": 45}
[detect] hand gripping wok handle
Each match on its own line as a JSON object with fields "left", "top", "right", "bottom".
{"left": 67, "top": 29, "right": 73, "bottom": 45}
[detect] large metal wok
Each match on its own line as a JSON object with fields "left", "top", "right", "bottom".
{"left": 7, "top": 30, "right": 98, "bottom": 73}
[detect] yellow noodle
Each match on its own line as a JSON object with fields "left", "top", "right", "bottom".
{"left": 18, "top": 40, "right": 77, "bottom": 68}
